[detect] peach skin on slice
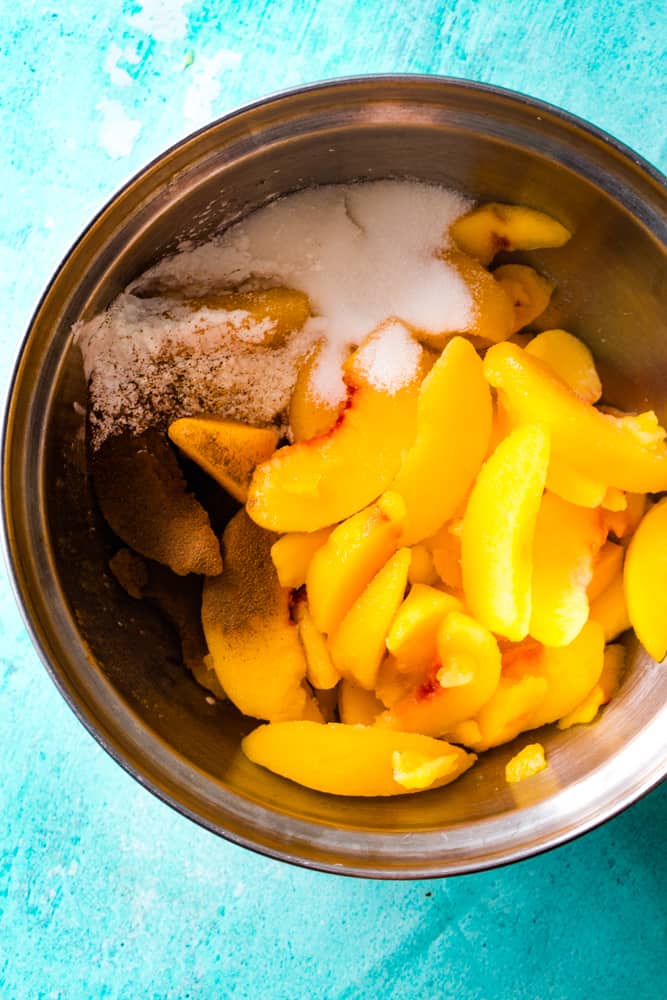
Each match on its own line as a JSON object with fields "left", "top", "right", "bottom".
{"left": 525, "top": 329, "right": 602, "bottom": 404}
{"left": 624, "top": 497, "right": 667, "bottom": 661}
{"left": 503, "top": 620, "right": 605, "bottom": 730}
{"left": 270, "top": 526, "right": 333, "bottom": 589}
{"left": 388, "top": 336, "right": 493, "bottom": 544}
{"left": 329, "top": 548, "right": 411, "bottom": 690}
{"left": 201, "top": 510, "right": 309, "bottom": 721}
{"left": 306, "top": 492, "right": 405, "bottom": 635}
{"left": 242, "top": 722, "right": 475, "bottom": 796}
{"left": 461, "top": 424, "right": 550, "bottom": 641}
{"left": 484, "top": 342, "right": 667, "bottom": 493}
{"left": 386, "top": 584, "right": 463, "bottom": 673}
{"left": 530, "top": 491, "right": 605, "bottom": 647}
{"left": 493, "top": 265, "right": 555, "bottom": 333}
{"left": 450, "top": 203, "right": 571, "bottom": 266}
{"left": 168, "top": 417, "right": 278, "bottom": 503}
{"left": 379, "top": 611, "right": 502, "bottom": 736}
{"left": 338, "top": 681, "right": 384, "bottom": 725}
{"left": 289, "top": 343, "right": 344, "bottom": 442}
{"left": 246, "top": 326, "right": 423, "bottom": 532}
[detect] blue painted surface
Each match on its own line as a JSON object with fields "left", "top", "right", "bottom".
{"left": 1, "top": 2, "right": 666, "bottom": 997}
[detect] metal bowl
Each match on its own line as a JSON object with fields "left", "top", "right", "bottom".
{"left": 3, "top": 76, "right": 666, "bottom": 878}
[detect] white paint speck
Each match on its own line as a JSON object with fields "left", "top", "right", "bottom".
{"left": 183, "top": 48, "right": 243, "bottom": 128}
{"left": 126, "top": 0, "right": 190, "bottom": 43}
{"left": 44, "top": 215, "right": 55, "bottom": 229}
{"left": 103, "top": 43, "right": 136, "bottom": 87}
{"left": 233, "top": 880, "right": 246, "bottom": 898}
{"left": 96, "top": 98, "right": 141, "bottom": 159}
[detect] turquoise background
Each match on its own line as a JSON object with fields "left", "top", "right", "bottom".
{"left": 1, "top": 2, "right": 666, "bottom": 997}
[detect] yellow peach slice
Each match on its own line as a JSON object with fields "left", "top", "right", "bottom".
{"left": 450, "top": 203, "right": 571, "bottom": 266}
{"left": 201, "top": 510, "right": 309, "bottom": 721}
{"left": 505, "top": 743, "right": 547, "bottom": 783}
{"left": 545, "top": 458, "right": 607, "bottom": 508}
{"left": 270, "top": 526, "right": 333, "bottom": 589}
{"left": 329, "top": 548, "right": 411, "bottom": 689}
{"left": 587, "top": 540, "right": 624, "bottom": 602}
{"left": 168, "top": 417, "right": 279, "bottom": 503}
{"left": 601, "top": 487, "right": 627, "bottom": 512}
{"left": 338, "top": 681, "right": 384, "bottom": 725}
{"left": 557, "top": 643, "right": 625, "bottom": 729}
{"left": 429, "top": 523, "right": 464, "bottom": 591}
{"left": 493, "top": 265, "right": 555, "bottom": 332}
{"left": 407, "top": 545, "right": 439, "bottom": 586}
{"left": 624, "top": 497, "right": 667, "bottom": 661}
{"left": 379, "top": 611, "right": 502, "bottom": 736}
{"left": 306, "top": 493, "right": 405, "bottom": 635}
{"left": 386, "top": 585, "right": 464, "bottom": 672}
{"left": 293, "top": 599, "right": 341, "bottom": 690}
{"left": 456, "top": 674, "right": 549, "bottom": 751}
{"left": 525, "top": 329, "right": 602, "bottom": 404}
{"left": 529, "top": 492, "right": 605, "bottom": 647}
{"left": 246, "top": 326, "right": 423, "bottom": 532}
{"left": 444, "top": 252, "right": 516, "bottom": 345}
{"left": 503, "top": 620, "right": 605, "bottom": 730}
{"left": 375, "top": 655, "right": 418, "bottom": 708}
{"left": 242, "top": 722, "right": 475, "bottom": 796}
{"left": 461, "top": 424, "right": 550, "bottom": 641}
{"left": 289, "top": 343, "right": 343, "bottom": 442}
{"left": 389, "top": 336, "right": 493, "bottom": 544}
{"left": 604, "top": 492, "right": 647, "bottom": 540}
{"left": 484, "top": 342, "right": 667, "bottom": 492}
{"left": 194, "top": 286, "right": 310, "bottom": 347}
{"left": 589, "top": 570, "right": 631, "bottom": 642}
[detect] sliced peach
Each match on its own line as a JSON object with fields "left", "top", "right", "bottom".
{"left": 545, "top": 458, "right": 607, "bottom": 508}
{"left": 389, "top": 336, "right": 493, "bottom": 544}
{"left": 557, "top": 643, "right": 625, "bottom": 729}
{"left": 379, "top": 611, "right": 502, "bottom": 736}
{"left": 429, "top": 523, "right": 463, "bottom": 591}
{"left": 338, "top": 681, "right": 384, "bottom": 725}
{"left": 194, "top": 286, "right": 310, "bottom": 347}
{"left": 457, "top": 674, "right": 549, "bottom": 751}
{"left": 461, "top": 424, "right": 550, "bottom": 641}
{"left": 329, "top": 548, "right": 411, "bottom": 689}
{"left": 242, "top": 722, "right": 475, "bottom": 796}
{"left": 247, "top": 326, "right": 423, "bottom": 532}
{"left": 504, "top": 620, "right": 605, "bottom": 729}
{"left": 624, "top": 497, "right": 667, "bottom": 661}
{"left": 168, "top": 417, "right": 279, "bottom": 503}
{"left": 375, "top": 656, "right": 418, "bottom": 708}
{"left": 449, "top": 251, "right": 515, "bottom": 344}
{"left": 293, "top": 600, "right": 341, "bottom": 690}
{"left": 529, "top": 491, "right": 605, "bottom": 647}
{"left": 450, "top": 203, "right": 571, "bottom": 266}
{"left": 289, "top": 343, "right": 343, "bottom": 442}
{"left": 387, "top": 584, "right": 464, "bottom": 672}
{"left": 604, "top": 492, "right": 647, "bottom": 540}
{"left": 587, "top": 540, "right": 624, "bottom": 602}
{"left": 589, "top": 570, "right": 631, "bottom": 642}
{"left": 408, "top": 545, "right": 439, "bottom": 586}
{"left": 306, "top": 493, "right": 404, "bottom": 635}
{"left": 484, "top": 342, "right": 667, "bottom": 492}
{"left": 525, "top": 329, "right": 602, "bottom": 404}
{"left": 505, "top": 743, "right": 547, "bottom": 783}
{"left": 493, "top": 265, "right": 555, "bottom": 332}
{"left": 201, "top": 510, "right": 309, "bottom": 721}
{"left": 270, "top": 526, "right": 333, "bottom": 589}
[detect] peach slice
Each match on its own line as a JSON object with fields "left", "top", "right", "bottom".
{"left": 484, "top": 342, "right": 667, "bottom": 492}
{"left": 525, "top": 329, "right": 602, "bottom": 403}
{"left": 450, "top": 203, "right": 571, "bottom": 266}
{"left": 379, "top": 611, "right": 502, "bottom": 736}
{"left": 454, "top": 674, "right": 549, "bottom": 751}
{"left": 338, "top": 681, "right": 384, "bottom": 725}
{"left": 388, "top": 336, "right": 493, "bottom": 544}
{"left": 444, "top": 252, "right": 516, "bottom": 345}
{"left": 386, "top": 584, "right": 463, "bottom": 672}
{"left": 375, "top": 655, "right": 418, "bottom": 708}
{"left": 503, "top": 620, "right": 605, "bottom": 730}
{"left": 246, "top": 326, "right": 424, "bottom": 532}
{"left": 193, "top": 286, "right": 310, "bottom": 347}
{"left": 429, "top": 523, "right": 464, "bottom": 591}
{"left": 624, "top": 497, "right": 667, "bottom": 661}
{"left": 557, "top": 643, "right": 625, "bottom": 729}
{"left": 306, "top": 492, "right": 405, "bottom": 635}
{"left": 493, "top": 265, "right": 555, "bottom": 332}
{"left": 545, "top": 458, "right": 607, "bottom": 508}
{"left": 407, "top": 545, "right": 439, "bottom": 586}
{"left": 505, "top": 743, "right": 547, "bottom": 783}
{"left": 168, "top": 417, "right": 279, "bottom": 503}
{"left": 529, "top": 491, "right": 605, "bottom": 647}
{"left": 270, "top": 526, "right": 333, "bottom": 589}
{"left": 329, "top": 548, "right": 411, "bottom": 689}
{"left": 289, "top": 343, "right": 343, "bottom": 442}
{"left": 461, "top": 424, "right": 550, "bottom": 641}
{"left": 604, "top": 492, "right": 647, "bottom": 540}
{"left": 589, "top": 569, "right": 631, "bottom": 642}
{"left": 587, "top": 540, "right": 624, "bottom": 602}
{"left": 201, "top": 510, "right": 310, "bottom": 721}
{"left": 293, "top": 599, "right": 340, "bottom": 690}
{"left": 242, "top": 721, "right": 475, "bottom": 796}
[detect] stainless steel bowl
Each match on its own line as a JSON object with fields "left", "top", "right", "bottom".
{"left": 3, "top": 76, "right": 666, "bottom": 878}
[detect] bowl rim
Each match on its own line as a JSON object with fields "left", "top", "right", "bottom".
{"left": 2, "top": 73, "right": 666, "bottom": 879}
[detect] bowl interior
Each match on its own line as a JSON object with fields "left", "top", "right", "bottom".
{"left": 6, "top": 79, "right": 667, "bottom": 876}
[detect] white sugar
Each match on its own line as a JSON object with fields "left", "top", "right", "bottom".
{"left": 79, "top": 180, "right": 474, "bottom": 446}
{"left": 353, "top": 321, "right": 423, "bottom": 393}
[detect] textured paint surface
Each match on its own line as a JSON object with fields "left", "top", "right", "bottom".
{"left": 1, "top": 2, "right": 666, "bottom": 997}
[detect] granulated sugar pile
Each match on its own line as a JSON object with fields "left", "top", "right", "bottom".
{"left": 77, "top": 180, "right": 474, "bottom": 448}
